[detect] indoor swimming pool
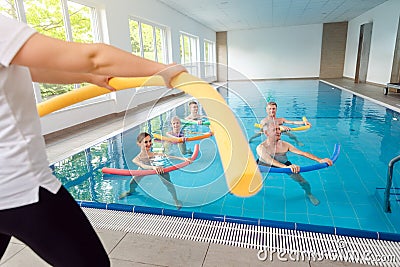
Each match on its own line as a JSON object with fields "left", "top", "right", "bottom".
{"left": 51, "top": 79, "right": 400, "bottom": 240}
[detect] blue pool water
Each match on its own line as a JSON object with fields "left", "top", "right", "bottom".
{"left": 52, "top": 80, "right": 400, "bottom": 237}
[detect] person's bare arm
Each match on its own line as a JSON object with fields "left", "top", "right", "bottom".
{"left": 288, "top": 145, "right": 332, "bottom": 166}
{"left": 132, "top": 155, "right": 165, "bottom": 174}
{"left": 29, "top": 68, "right": 115, "bottom": 90}
{"left": 11, "top": 33, "right": 186, "bottom": 87}
{"left": 258, "top": 142, "right": 302, "bottom": 173}
{"left": 132, "top": 156, "right": 151, "bottom": 169}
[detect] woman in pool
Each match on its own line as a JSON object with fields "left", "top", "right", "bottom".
{"left": 119, "top": 132, "right": 192, "bottom": 209}
{"left": 166, "top": 116, "right": 193, "bottom": 155}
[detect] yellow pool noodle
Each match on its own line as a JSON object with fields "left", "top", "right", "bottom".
{"left": 37, "top": 76, "right": 164, "bottom": 117}
{"left": 37, "top": 73, "right": 263, "bottom": 197}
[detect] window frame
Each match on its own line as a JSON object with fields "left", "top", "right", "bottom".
{"left": 203, "top": 39, "right": 216, "bottom": 79}
{"left": 128, "top": 16, "right": 169, "bottom": 64}
{"left": 180, "top": 31, "right": 199, "bottom": 77}
{"left": 3, "top": 0, "right": 106, "bottom": 104}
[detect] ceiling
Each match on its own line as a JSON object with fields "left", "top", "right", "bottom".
{"left": 158, "top": 0, "right": 388, "bottom": 31}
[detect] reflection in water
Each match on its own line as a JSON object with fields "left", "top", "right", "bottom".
{"left": 55, "top": 142, "right": 114, "bottom": 203}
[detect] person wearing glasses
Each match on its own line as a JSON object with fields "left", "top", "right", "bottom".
{"left": 119, "top": 132, "right": 192, "bottom": 209}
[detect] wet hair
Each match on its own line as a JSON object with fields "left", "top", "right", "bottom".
{"left": 267, "top": 101, "right": 277, "bottom": 108}
{"left": 137, "top": 132, "right": 151, "bottom": 143}
{"left": 188, "top": 101, "right": 198, "bottom": 106}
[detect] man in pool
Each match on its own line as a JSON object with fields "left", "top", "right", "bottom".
{"left": 249, "top": 101, "right": 311, "bottom": 145}
{"left": 256, "top": 120, "right": 332, "bottom": 206}
{"left": 119, "top": 132, "right": 192, "bottom": 209}
{"left": 185, "top": 101, "right": 207, "bottom": 124}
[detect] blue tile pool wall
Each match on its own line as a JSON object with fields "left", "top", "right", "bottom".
{"left": 52, "top": 80, "right": 400, "bottom": 237}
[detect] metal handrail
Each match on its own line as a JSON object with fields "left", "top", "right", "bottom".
{"left": 384, "top": 155, "right": 400, "bottom": 213}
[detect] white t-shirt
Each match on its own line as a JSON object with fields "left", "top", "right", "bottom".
{"left": 0, "top": 15, "right": 61, "bottom": 210}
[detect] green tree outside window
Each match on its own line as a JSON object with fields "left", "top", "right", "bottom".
{"left": 0, "top": 0, "right": 18, "bottom": 19}
{"left": 0, "top": 0, "right": 99, "bottom": 100}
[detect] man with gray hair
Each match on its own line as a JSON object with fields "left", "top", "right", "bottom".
{"left": 256, "top": 119, "right": 332, "bottom": 205}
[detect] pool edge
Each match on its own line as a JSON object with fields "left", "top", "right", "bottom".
{"left": 77, "top": 200, "right": 400, "bottom": 243}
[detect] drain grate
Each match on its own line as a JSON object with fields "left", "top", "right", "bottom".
{"left": 83, "top": 208, "right": 400, "bottom": 266}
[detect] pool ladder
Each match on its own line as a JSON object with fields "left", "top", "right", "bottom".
{"left": 383, "top": 155, "right": 400, "bottom": 213}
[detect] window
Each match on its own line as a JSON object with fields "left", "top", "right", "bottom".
{"left": 0, "top": 0, "right": 18, "bottom": 19}
{"left": 24, "top": 0, "right": 67, "bottom": 41}
{"left": 180, "top": 32, "right": 199, "bottom": 76}
{"left": 129, "top": 20, "right": 141, "bottom": 57}
{"left": 204, "top": 39, "right": 216, "bottom": 78}
{"left": 0, "top": 0, "right": 102, "bottom": 102}
{"left": 129, "top": 18, "right": 168, "bottom": 63}
{"left": 68, "top": 1, "right": 99, "bottom": 43}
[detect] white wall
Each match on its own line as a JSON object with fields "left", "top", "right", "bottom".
{"left": 344, "top": 0, "right": 400, "bottom": 84}
{"left": 227, "top": 24, "right": 323, "bottom": 80}
{"left": 40, "top": 0, "right": 216, "bottom": 135}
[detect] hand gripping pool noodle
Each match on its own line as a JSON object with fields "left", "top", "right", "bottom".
{"left": 102, "top": 144, "right": 200, "bottom": 176}
{"left": 37, "top": 73, "right": 263, "bottom": 197}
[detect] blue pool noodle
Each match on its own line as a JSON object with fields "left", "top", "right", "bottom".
{"left": 258, "top": 143, "right": 341, "bottom": 173}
